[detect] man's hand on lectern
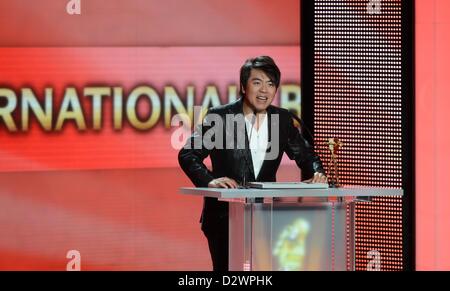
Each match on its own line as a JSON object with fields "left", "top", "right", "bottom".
{"left": 303, "top": 172, "right": 328, "bottom": 184}
{"left": 208, "top": 177, "right": 239, "bottom": 189}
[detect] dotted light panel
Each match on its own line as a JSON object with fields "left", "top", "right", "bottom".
{"left": 312, "top": 0, "right": 404, "bottom": 270}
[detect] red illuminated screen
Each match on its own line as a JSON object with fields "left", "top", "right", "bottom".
{"left": 0, "top": 47, "right": 300, "bottom": 270}
{"left": 0, "top": 47, "right": 300, "bottom": 172}
{"left": 415, "top": 0, "right": 450, "bottom": 270}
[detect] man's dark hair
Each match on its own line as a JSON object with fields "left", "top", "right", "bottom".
{"left": 239, "top": 55, "right": 281, "bottom": 97}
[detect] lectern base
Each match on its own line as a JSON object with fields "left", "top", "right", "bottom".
{"left": 228, "top": 197, "right": 355, "bottom": 271}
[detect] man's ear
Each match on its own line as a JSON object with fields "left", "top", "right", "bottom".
{"left": 241, "top": 85, "right": 245, "bottom": 94}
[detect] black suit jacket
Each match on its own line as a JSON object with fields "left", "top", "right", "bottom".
{"left": 178, "top": 98, "right": 324, "bottom": 232}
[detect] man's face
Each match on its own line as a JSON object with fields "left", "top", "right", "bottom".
{"left": 243, "top": 69, "right": 277, "bottom": 112}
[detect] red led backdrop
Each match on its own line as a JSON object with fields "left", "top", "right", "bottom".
{"left": 0, "top": 0, "right": 300, "bottom": 46}
{"left": 307, "top": 0, "right": 450, "bottom": 270}
{"left": 303, "top": 0, "right": 408, "bottom": 270}
{"left": 0, "top": 47, "right": 301, "bottom": 270}
{"left": 0, "top": 47, "right": 301, "bottom": 172}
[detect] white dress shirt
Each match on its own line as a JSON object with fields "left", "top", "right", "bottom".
{"left": 245, "top": 114, "right": 268, "bottom": 179}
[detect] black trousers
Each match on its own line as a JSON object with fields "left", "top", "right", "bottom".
{"left": 202, "top": 215, "right": 229, "bottom": 271}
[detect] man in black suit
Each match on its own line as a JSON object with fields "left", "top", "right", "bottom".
{"left": 178, "top": 56, "right": 327, "bottom": 271}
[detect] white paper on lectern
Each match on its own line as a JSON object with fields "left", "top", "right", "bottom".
{"left": 247, "top": 182, "right": 329, "bottom": 189}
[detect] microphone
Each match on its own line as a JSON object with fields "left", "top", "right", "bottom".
{"left": 288, "top": 110, "right": 315, "bottom": 149}
{"left": 289, "top": 110, "right": 328, "bottom": 183}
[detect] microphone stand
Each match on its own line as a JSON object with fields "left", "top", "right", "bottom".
{"left": 241, "top": 109, "right": 257, "bottom": 189}
{"left": 289, "top": 110, "right": 315, "bottom": 149}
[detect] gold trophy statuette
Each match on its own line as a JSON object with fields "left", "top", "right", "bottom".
{"left": 326, "top": 138, "right": 343, "bottom": 188}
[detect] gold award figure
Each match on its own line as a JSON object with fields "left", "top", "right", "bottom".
{"left": 326, "top": 138, "right": 343, "bottom": 188}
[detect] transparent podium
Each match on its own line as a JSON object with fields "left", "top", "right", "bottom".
{"left": 180, "top": 186, "right": 403, "bottom": 271}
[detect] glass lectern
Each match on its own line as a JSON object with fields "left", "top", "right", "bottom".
{"left": 180, "top": 187, "right": 403, "bottom": 271}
